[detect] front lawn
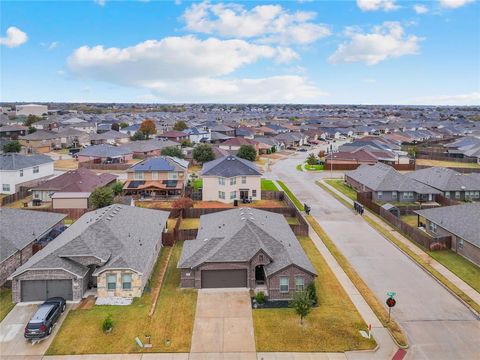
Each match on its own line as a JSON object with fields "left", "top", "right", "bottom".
{"left": 276, "top": 180, "right": 305, "bottom": 211}
{"left": 324, "top": 179, "right": 357, "bottom": 201}
{"left": 260, "top": 179, "right": 278, "bottom": 191}
{"left": 253, "top": 236, "right": 376, "bottom": 352}
{"left": 0, "top": 288, "right": 15, "bottom": 321}
{"left": 47, "top": 241, "right": 197, "bottom": 354}
{"left": 179, "top": 218, "right": 200, "bottom": 230}
{"left": 305, "top": 164, "right": 324, "bottom": 171}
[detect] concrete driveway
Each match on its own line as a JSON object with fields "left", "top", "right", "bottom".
{"left": 0, "top": 303, "right": 70, "bottom": 357}
{"left": 190, "top": 289, "right": 255, "bottom": 359}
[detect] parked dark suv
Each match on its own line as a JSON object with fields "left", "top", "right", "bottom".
{"left": 24, "top": 297, "right": 66, "bottom": 340}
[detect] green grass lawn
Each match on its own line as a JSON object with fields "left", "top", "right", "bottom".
{"left": 276, "top": 180, "right": 305, "bottom": 211}
{"left": 47, "top": 242, "right": 197, "bottom": 354}
{"left": 179, "top": 218, "right": 200, "bottom": 230}
{"left": 401, "top": 215, "right": 418, "bottom": 227}
{"left": 192, "top": 179, "right": 203, "bottom": 191}
{"left": 296, "top": 164, "right": 303, "bottom": 171}
{"left": 253, "top": 236, "right": 376, "bottom": 352}
{"left": 260, "top": 179, "right": 278, "bottom": 191}
{"left": 0, "top": 288, "right": 15, "bottom": 321}
{"left": 305, "top": 164, "right": 324, "bottom": 171}
{"left": 324, "top": 179, "right": 357, "bottom": 201}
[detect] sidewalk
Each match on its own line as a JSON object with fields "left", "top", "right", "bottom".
{"left": 320, "top": 180, "right": 480, "bottom": 309}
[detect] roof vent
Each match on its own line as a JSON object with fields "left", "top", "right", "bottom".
{"left": 204, "top": 238, "right": 209, "bottom": 242}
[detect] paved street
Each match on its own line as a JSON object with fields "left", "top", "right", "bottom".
{"left": 266, "top": 152, "right": 480, "bottom": 360}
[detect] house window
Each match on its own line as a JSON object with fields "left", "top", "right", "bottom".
{"left": 152, "top": 171, "right": 158, "bottom": 180}
{"left": 455, "top": 191, "right": 460, "bottom": 199}
{"left": 429, "top": 222, "right": 437, "bottom": 233}
{"left": 168, "top": 172, "right": 178, "bottom": 180}
{"left": 19, "top": 169, "right": 23, "bottom": 177}
{"left": 218, "top": 177, "right": 225, "bottom": 186}
{"left": 218, "top": 191, "right": 225, "bottom": 200}
{"left": 377, "top": 191, "right": 383, "bottom": 199}
{"left": 392, "top": 191, "right": 397, "bottom": 199}
{"left": 33, "top": 166, "right": 39, "bottom": 174}
{"left": 252, "top": 190, "right": 257, "bottom": 198}
{"left": 230, "top": 177, "right": 237, "bottom": 185}
{"left": 34, "top": 192, "right": 40, "bottom": 199}
{"left": 134, "top": 171, "right": 144, "bottom": 180}
{"left": 475, "top": 192, "right": 480, "bottom": 199}
{"left": 445, "top": 192, "right": 450, "bottom": 198}
{"left": 458, "top": 238, "right": 464, "bottom": 250}
{"left": 295, "top": 277, "right": 305, "bottom": 292}
{"left": 2, "top": 184, "right": 10, "bottom": 192}
{"left": 230, "top": 191, "right": 236, "bottom": 200}
{"left": 107, "top": 274, "right": 116, "bottom": 290}
{"left": 241, "top": 176, "right": 247, "bottom": 184}
{"left": 122, "top": 274, "right": 132, "bottom": 290}
{"left": 280, "top": 277, "right": 289, "bottom": 293}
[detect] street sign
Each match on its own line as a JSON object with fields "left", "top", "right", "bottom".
{"left": 386, "top": 297, "right": 396, "bottom": 308}
{"left": 387, "top": 291, "right": 396, "bottom": 298}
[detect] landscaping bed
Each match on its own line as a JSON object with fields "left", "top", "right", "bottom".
{"left": 251, "top": 298, "right": 289, "bottom": 309}
{"left": 47, "top": 242, "right": 197, "bottom": 354}
{"left": 252, "top": 236, "right": 377, "bottom": 352}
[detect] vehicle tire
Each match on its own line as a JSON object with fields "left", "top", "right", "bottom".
{"left": 62, "top": 304, "right": 66, "bottom": 313}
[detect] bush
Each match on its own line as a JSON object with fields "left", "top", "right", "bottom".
{"left": 161, "top": 146, "right": 184, "bottom": 159}
{"left": 172, "top": 197, "right": 193, "bottom": 209}
{"left": 111, "top": 181, "right": 124, "bottom": 196}
{"left": 3, "top": 140, "right": 21, "bottom": 153}
{"left": 306, "top": 153, "right": 317, "bottom": 166}
{"left": 255, "top": 291, "right": 266, "bottom": 304}
{"left": 192, "top": 143, "right": 215, "bottom": 164}
{"left": 237, "top": 145, "right": 257, "bottom": 162}
{"left": 90, "top": 187, "right": 114, "bottom": 209}
{"left": 102, "top": 314, "right": 113, "bottom": 333}
{"left": 306, "top": 282, "right": 318, "bottom": 306}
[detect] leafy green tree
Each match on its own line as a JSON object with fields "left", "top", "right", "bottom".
{"left": 24, "top": 115, "right": 42, "bottom": 127}
{"left": 192, "top": 144, "right": 215, "bottom": 164}
{"left": 119, "top": 122, "right": 129, "bottom": 129}
{"left": 28, "top": 126, "right": 37, "bottom": 134}
{"left": 3, "top": 140, "right": 21, "bottom": 153}
{"left": 173, "top": 121, "right": 187, "bottom": 131}
{"left": 161, "top": 146, "right": 184, "bottom": 158}
{"left": 270, "top": 146, "right": 276, "bottom": 153}
{"left": 90, "top": 187, "right": 114, "bottom": 209}
{"left": 131, "top": 131, "right": 146, "bottom": 141}
{"left": 407, "top": 146, "right": 416, "bottom": 157}
{"left": 290, "top": 291, "right": 313, "bottom": 325}
{"left": 236, "top": 145, "right": 257, "bottom": 162}
{"left": 306, "top": 282, "right": 318, "bottom": 307}
{"left": 306, "top": 153, "right": 317, "bottom": 166}
{"left": 111, "top": 181, "right": 124, "bottom": 196}
{"left": 181, "top": 139, "right": 193, "bottom": 148}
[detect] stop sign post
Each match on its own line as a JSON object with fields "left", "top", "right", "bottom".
{"left": 386, "top": 292, "right": 396, "bottom": 322}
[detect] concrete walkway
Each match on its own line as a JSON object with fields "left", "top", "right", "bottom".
{"left": 320, "top": 179, "right": 480, "bottom": 309}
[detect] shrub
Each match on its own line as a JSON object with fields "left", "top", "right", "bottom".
{"left": 306, "top": 282, "right": 318, "bottom": 306}
{"left": 102, "top": 314, "right": 113, "bottom": 333}
{"left": 111, "top": 181, "right": 124, "bottom": 196}
{"left": 3, "top": 140, "right": 21, "bottom": 153}
{"left": 255, "top": 291, "right": 266, "bottom": 304}
{"left": 237, "top": 145, "right": 257, "bottom": 162}
{"left": 90, "top": 187, "right": 114, "bottom": 209}
{"left": 289, "top": 291, "right": 312, "bottom": 325}
{"left": 161, "top": 146, "right": 184, "bottom": 159}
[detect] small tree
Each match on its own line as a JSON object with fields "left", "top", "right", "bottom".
{"left": 102, "top": 314, "right": 113, "bottom": 333}
{"left": 290, "top": 291, "right": 312, "bottom": 325}
{"left": 111, "top": 123, "right": 120, "bottom": 131}
{"left": 181, "top": 139, "right": 193, "bottom": 148}
{"left": 161, "top": 146, "right": 184, "bottom": 158}
{"left": 407, "top": 146, "right": 416, "bottom": 157}
{"left": 111, "top": 181, "right": 124, "bottom": 196}
{"left": 3, "top": 140, "right": 21, "bottom": 153}
{"left": 193, "top": 143, "right": 215, "bottom": 164}
{"left": 119, "top": 122, "right": 129, "bottom": 129}
{"left": 24, "top": 114, "right": 42, "bottom": 127}
{"left": 173, "top": 121, "right": 187, "bottom": 131}
{"left": 306, "top": 282, "right": 318, "bottom": 307}
{"left": 28, "top": 126, "right": 37, "bottom": 134}
{"left": 131, "top": 131, "right": 146, "bottom": 141}
{"left": 90, "top": 187, "right": 114, "bottom": 209}
{"left": 139, "top": 119, "right": 157, "bottom": 139}
{"left": 306, "top": 153, "right": 317, "bottom": 166}
{"left": 172, "top": 197, "right": 193, "bottom": 210}
{"left": 237, "top": 145, "right": 257, "bottom": 162}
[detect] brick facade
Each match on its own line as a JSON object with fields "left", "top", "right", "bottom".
{"left": 0, "top": 243, "right": 34, "bottom": 286}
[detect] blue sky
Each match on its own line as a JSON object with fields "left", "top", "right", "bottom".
{"left": 1, "top": 0, "right": 479, "bottom": 104}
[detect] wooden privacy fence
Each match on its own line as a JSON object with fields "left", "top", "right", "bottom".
{"left": 415, "top": 153, "right": 477, "bottom": 163}
{"left": 23, "top": 206, "right": 92, "bottom": 220}
{"left": 261, "top": 190, "right": 285, "bottom": 201}
{"left": 1, "top": 187, "right": 30, "bottom": 206}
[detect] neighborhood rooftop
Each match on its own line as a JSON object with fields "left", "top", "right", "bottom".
{"left": 200, "top": 155, "right": 262, "bottom": 177}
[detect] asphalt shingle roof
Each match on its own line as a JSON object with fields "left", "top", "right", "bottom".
{"left": 130, "top": 156, "right": 188, "bottom": 172}
{"left": 407, "top": 167, "right": 480, "bottom": 192}
{"left": 77, "top": 144, "right": 132, "bottom": 158}
{"left": 0, "top": 153, "right": 53, "bottom": 170}
{"left": 200, "top": 155, "right": 261, "bottom": 177}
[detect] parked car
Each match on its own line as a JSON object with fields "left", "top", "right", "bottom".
{"left": 297, "top": 148, "right": 308, "bottom": 152}
{"left": 24, "top": 297, "right": 66, "bottom": 340}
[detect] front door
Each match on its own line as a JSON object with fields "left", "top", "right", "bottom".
{"left": 255, "top": 265, "right": 265, "bottom": 284}
{"left": 240, "top": 190, "right": 249, "bottom": 200}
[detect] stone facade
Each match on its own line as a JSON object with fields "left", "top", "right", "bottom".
{"left": 0, "top": 244, "right": 33, "bottom": 286}
{"left": 96, "top": 270, "right": 142, "bottom": 298}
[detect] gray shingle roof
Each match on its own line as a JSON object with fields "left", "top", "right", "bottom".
{"left": 178, "top": 208, "right": 316, "bottom": 276}
{"left": 10, "top": 205, "right": 169, "bottom": 279}
{"left": 415, "top": 203, "right": 480, "bottom": 247}
{"left": 129, "top": 156, "right": 188, "bottom": 172}
{"left": 77, "top": 144, "right": 132, "bottom": 158}
{"left": 407, "top": 167, "right": 480, "bottom": 192}
{"left": 200, "top": 155, "right": 261, "bottom": 177}
{"left": 0, "top": 209, "right": 66, "bottom": 263}
{"left": 0, "top": 153, "right": 53, "bottom": 171}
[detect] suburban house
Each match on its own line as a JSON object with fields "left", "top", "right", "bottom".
{"left": 0, "top": 125, "right": 27, "bottom": 139}
{"left": 9, "top": 205, "right": 169, "bottom": 303}
{"left": 76, "top": 144, "right": 133, "bottom": 164}
{"left": 89, "top": 130, "right": 130, "bottom": 145}
{"left": 31, "top": 168, "right": 117, "bottom": 208}
{"left": 445, "top": 136, "right": 480, "bottom": 163}
{"left": 209, "top": 124, "right": 235, "bottom": 137}
{"left": 185, "top": 127, "right": 211, "bottom": 143}
{"left": 123, "top": 156, "right": 188, "bottom": 198}
{"left": 0, "top": 153, "right": 54, "bottom": 194}
{"left": 19, "top": 130, "right": 62, "bottom": 153}
{"left": 120, "top": 139, "right": 179, "bottom": 158}
{"left": 178, "top": 208, "right": 317, "bottom": 299}
{"left": 200, "top": 155, "right": 262, "bottom": 203}
{"left": 0, "top": 209, "right": 66, "bottom": 286}
{"left": 407, "top": 167, "right": 480, "bottom": 201}
{"left": 345, "top": 163, "right": 441, "bottom": 203}
{"left": 219, "top": 137, "right": 269, "bottom": 155}
{"left": 415, "top": 203, "right": 480, "bottom": 266}
{"left": 158, "top": 130, "right": 189, "bottom": 143}
{"left": 57, "top": 127, "right": 90, "bottom": 148}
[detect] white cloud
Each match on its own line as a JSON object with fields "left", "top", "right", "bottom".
{"left": 439, "top": 0, "right": 475, "bottom": 8}
{"left": 0, "top": 26, "right": 28, "bottom": 48}
{"left": 183, "top": 1, "right": 331, "bottom": 45}
{"left": 413, "top": 92, "right": 480, "bottom": 105}
{"left": 356, "top": 0, "right": 399, "bottom": 11}
{"left": 93, "top": 0, "right": 106, "bottom": 6}
{"left": 41, "top": 41, "right": 59, "bottom": 50}
{"left": 329, "top": 22, "right": 422, "bottom": 65}
{"left": 67, "top": 35, "right": 324, "bottom": 103}
{"left": 413, "top": 4, "right": 429, "bottom": 13}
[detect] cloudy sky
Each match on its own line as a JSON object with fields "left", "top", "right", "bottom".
{"left": 1, "top": 0, "right": 479, "bottom": 105}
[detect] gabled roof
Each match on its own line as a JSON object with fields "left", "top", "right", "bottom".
{"left": 32, "top": 167, "right": 117, "bottom": 192}
{"left": 407, "top": 167, "right": 480, "bottom": 192}
{"left": 178, "top": 208, "right": 316, "bottom": 276}
{"left": 77, "top": 144, "right": 132, "bottom": 158}
{"left": 90, "top": 130, "right": 129, "bottom": 141}
{"left": 0, "top": 209, "right": 66, "bottom": 263}
{"left": 120, "top": 139, "right": 178, "bottom": 153}
{"left": 10, "top": 205, "right": 169, "bottom": 278}
{"left": 200, "top": 155, "right": 261, "bottom": 177}
{"left": 129, "top": 156, "right": 188, "bottom": 172}
{"left": 0, "top": 153, "right": 53, "bottom": 170}
{"left": 20, "top": 130, "right": 60, "bottom": 141}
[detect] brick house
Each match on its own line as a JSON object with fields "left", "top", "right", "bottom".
{"left": 178, "top": 208, "right": 316, "bottom": 300}
{"left": 9, "top": 205, "right": 169, "bottom": 303}
{"left": 0, "top": 209, "right": 66, "bottom": 286}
